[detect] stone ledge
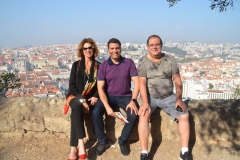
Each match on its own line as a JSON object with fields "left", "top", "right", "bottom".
{"left": 0, "top": 97, "right": 239, "bottom": 150}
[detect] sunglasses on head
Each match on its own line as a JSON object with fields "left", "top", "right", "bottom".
{"left": 83, "top": 46, "right": 94, "bottom": 50}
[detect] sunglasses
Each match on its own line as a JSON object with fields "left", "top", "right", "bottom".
{"left": 83, "top": 46, "right": 94, "bottom": 50}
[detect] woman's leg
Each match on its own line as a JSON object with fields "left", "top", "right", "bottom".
{"left": 69, "top": 98, "right": 86, "bottom": 158}
{"left": 68, "top": 146, "right": 78, "bottom": 159}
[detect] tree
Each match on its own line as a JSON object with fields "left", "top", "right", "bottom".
{"left": 167, "top": 0, "right": 237, "bottom": 12}
{"left": 56, "top": 78, "right": 61, "bottom": 81}
{"left": 232, "top": 84, "right": 240, "bottom": 99}
{"left": 200, "top": 71, "right": 206, "bottom": 76}
{"left": 209, "top": 83, "right": 214, "bottom": 89}
{"left": 128, "top": 45, "right": 138, "bottom": 51}
{"left": 0, "top": 72, "right": 22, "bottom": 97}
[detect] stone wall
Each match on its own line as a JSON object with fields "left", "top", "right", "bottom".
{"left": 0, "top": 97, "right": 239, "bottom": 151}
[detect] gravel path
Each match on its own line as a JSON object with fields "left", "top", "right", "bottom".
{"left": 0, "top": 135, "right": 239, "bottom": 160}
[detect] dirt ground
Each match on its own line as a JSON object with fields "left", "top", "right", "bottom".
{"left": 0, "top": 135, "right": 239, "bottom": 160}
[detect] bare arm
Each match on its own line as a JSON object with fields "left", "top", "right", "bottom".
{"left": 172, "top": 74, "right": 187, "bottom": 112}
{"left": 97, "top": 80, "right": 118, "bottom": 118}
{"left": 126, "top": 76, "right": 139, "bottom": 115}
{"left": 138, "top": 76, "right": 151, "bottom": 116}
{"left": 131, "top": 76, "right": 139, "bottom": 99}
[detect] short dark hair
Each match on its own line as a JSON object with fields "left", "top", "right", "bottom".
{"left": 107, "top": 38, "right": 121, "bottom": 48}
{"left": 147, "top": 35, "right": 163, "bottom": 46}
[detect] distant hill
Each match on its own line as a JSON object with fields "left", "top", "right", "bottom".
{"left": 178, "top": 58, "right": 201, "bottom": 63}
{"left": 162, "top": 46, "right": 187, "bottom": 57}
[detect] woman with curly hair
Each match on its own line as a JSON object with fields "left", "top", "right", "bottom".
{"left": 65, "top": 38, "right": 100, "bottom": 160}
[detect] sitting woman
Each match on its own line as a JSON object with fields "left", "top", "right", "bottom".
{"left": 66, "top": 38, "right": 100, "bottom": 160}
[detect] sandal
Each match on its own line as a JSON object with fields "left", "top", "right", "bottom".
{"left": 79, "top": 153, "right": 87, "bottom": 160}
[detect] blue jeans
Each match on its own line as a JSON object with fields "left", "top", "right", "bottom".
{"left": 92, "top": 95, "right": 138, "bottom": 145}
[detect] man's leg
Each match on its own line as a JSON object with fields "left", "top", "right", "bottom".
{"left": 158, "top": 94, "right": 192, "bottom": 160}
{"left": 115, "top": 96, "right": 138, "bottom": 156}
{"left": 92, "top": 100, "right": 108, "bottom": 155}
{"left": 138, "top": 96, "right": 157, "bottom": 159}
{"left": 177, "top": 114, "right": 192, "bottom": 160}
{"left": 177, "top": 114, "right": 190, "bottom": 148}
{"left": 138, "top": 111, "right": 151, "bottom": 151}
{"left": 117, "top": 96, "right": 138, "bottom": 145}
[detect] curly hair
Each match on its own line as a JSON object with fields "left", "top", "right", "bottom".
{"left": 76, "top": 38, "right": 99, "bottom": 58}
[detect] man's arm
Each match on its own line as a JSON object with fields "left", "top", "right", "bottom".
{"left": 131, "top": 76, "right": 139, "bottom": 100}
{"left": 126, "top": 76, "right": 139, "bottom": 115}
{"left": 97, "top": 80, "right": 118, "bottom": 118}
{"left": 138, "top": 76, "right": 151, "bottom": 116}
{"left": 172, "top": 74, "right": 188, "bottom": 112}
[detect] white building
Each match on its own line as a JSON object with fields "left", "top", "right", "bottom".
{"left": 182, "top": 79, "right": 194, "bottom": 98}
{"left": 206, "top": 90, "right": 233, "bottom": 99}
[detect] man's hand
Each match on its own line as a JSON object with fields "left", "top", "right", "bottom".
{"left": 126, "top": 100, "right": 139, "bottom": 115}
{"left": 176, "top": 99, "right": 188, "bottom": 112}
{"left": 88, "top": 97, "right": 98, "bottom": 106}
{"left": 138, "top": 102, "right": 151, "bottom": 116}
{"left": 82, "top": 102, "right": 90, "bottom": 114}
{"left": 106, "top": 107, "right": 118, "bottom": 118}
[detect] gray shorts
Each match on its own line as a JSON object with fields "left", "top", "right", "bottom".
{"left": 149, "top": 94, "right": 188, "bottom": 121}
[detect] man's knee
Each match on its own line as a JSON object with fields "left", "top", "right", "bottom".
{"left": 127, "top": 113, "right": 138, "bottom": 121}
{"left": 92, "top": 104, "right": 104, "bottom": 118}
{"left": 139, "top": 113, "right": 150, "bottom": 123}
{"left": 177, "top": 113, "right": 189, "bottom": 122}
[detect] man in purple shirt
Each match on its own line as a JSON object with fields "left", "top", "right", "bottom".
{"left": 92, "top": 38, "right": 139, "bottom": 156}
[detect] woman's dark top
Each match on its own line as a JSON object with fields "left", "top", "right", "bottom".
{"left": 67, "top": 59, "right": 100, "bottom": 99}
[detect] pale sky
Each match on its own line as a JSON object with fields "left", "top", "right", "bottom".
{"left": 0, "top": 0, "right": 240, "bottom": 48}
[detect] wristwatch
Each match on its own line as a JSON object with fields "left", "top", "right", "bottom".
{"left": 132, "top": 99, "right": 137, "bottom": 103}
{"left": 132, "top": 99, "right": 140, "bottom": 108}
{"left": 79, "top": 99, "right": 86, "bottom": 103}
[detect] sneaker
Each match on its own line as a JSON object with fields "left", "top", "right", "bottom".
{"left": 96, "top": 143, "right": 107, "bottom": 156}
{"left": 140, "top": 153, "right": 148, "bottom": 160}
{"left": 119, "top": 144, "right": 130, "bottom": 156}
{"left": 179, "top": 151, "right": 193, "bottom": 160}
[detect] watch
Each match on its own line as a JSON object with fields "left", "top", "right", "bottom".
{"left": 132, "top": 99, "right": 137, "bottom": 103}
{"left": 132, "top": 99, "right": 140, "bottom": 108}
{"left": 79, "top": 99, "right": 86, "bottom": 103}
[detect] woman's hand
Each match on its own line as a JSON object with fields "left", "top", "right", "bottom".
{"left": 82, "top": 102, "right": 90, "bottom": 113}
{"left": 88, "top": 97, "right": 98, "bottom": 106}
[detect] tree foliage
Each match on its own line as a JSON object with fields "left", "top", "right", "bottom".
{"left": 200, "top": 71, "right": 206, "bottom": 76}
{"left": 128, "top": 45, "right": 138, "bottom": 51}
{"left": 210, "top": 0, "right": 235, "bottom": 12}
{"left": 233, "top": 84, "right": 240, "bottom": 99}
{"left": 167, "top": 0, "right": 237, "bottom": 12}
{"left": 0, "top": 72, "right": 22, "bottom": 97}
{"left": 209, "top": 83, "right": 214, "bottom": 89}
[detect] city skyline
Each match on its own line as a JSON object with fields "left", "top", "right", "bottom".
{"left": 0, "top": 0, "right": 240, "bottom": 48}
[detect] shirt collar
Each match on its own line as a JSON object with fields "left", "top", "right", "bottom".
{"left": 107, "top": 56, "right": 125, "bottom": 65}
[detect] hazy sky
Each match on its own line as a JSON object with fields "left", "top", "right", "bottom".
{"left": 0, "top": 0, "right": 240, "bottom": 48}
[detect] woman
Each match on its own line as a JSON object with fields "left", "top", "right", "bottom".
{"left": 66, "top": 38, "right": 100, "bottom": 160}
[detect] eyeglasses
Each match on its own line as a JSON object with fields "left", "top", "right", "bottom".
{"left": 148, "top": 43, "right": 161, "bottom": 48}
{"left": 83, "top": 46, "right": 94, "bottom": 50}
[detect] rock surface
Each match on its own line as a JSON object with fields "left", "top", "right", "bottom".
{"left": 0, "top": 97, "right": 239, "bottom": 159}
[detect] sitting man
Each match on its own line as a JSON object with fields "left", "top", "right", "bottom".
{"left": 92, "top": 38, "right": 139, "bottom": 156}
{"left": 137, "top": 35, "right": 192, "bottom": 160}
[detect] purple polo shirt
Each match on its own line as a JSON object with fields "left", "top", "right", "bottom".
{"left": 97, "top": 56, "right": 138, "bottom": 96}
